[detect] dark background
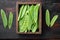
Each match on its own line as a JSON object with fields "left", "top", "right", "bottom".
{"left": 0, "top": 0, "right": 60, "bottom": 39}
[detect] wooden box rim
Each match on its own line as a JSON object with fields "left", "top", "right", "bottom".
{"left": 16, "top": 1, "right": 42, "bottom": 34}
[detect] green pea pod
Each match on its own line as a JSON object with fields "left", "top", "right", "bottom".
{"left": 28, "top": 5, "right": 35, "bottom": 31}
{"left": 46, "top": 9, "right": 50, "bottom": 27}
{"left": 19, "top": 15, "right": 30, "bottom": 32}
{"left": 19, "top": 18, "right": 24, "bottom": 28}
{"left": 1, "top": 9, "right": 7, "bottom": 28}
{"left": 19, "top": 17, "right": 24, "bottom": 32}
{"left": 8, "top": 12, "right": 13, "bottom": 29}
{"left": 26, "top": 5, "right": 33, "bottom": 31}
{"left": 26, "top": 5, "right": 34, "bottom": 21}
{"left": 27, "top": 16, "right": 32, "bottom": 31}
{"left": 27, "top": 5, "right": 35, "bottom": 30}
{"left": 32, "top": 23, "right": 37, "bottom": 32}
{"left": 33, "top": 4, "right": 40, "bottom": 23}
{"left": 25, "top": 5, "right": 30, "bottom": 14}
{"left": 31, "top": 23, "right": 35, "bottom": 30}
{"left": 18, "top": 5, "right": 24, "bottom": 21}
{"left": 20, "top": 5, "right": 27, "bottom": 18}
{"left": 31, "top": 4, "right": 40, "bottom": 32}
{"left": 50, "top": 15, "right": 58, "bottom": 27}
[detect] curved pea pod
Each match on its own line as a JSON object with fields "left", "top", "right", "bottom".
{"left": 31, "top": 4, "right": 40, "bottom": 32}
{"left": 18, "top": 5, "right": 24, "bottom": 21}
{"left": 1, "top": 9, "right": 7, "bottom": 28}
{"left": 33, "top": 4, "right": 40, "bottom": 23}
{"left": 26, "top": 5, "right": 33, "bottom": 31}
{"left": 26, "top": 5, "right": 35, "bottom": 28}
{"left": 19, "top": 18, "right": 24, "bottom": 27}
{"left": 32, "top": 22, "right": 37, "bottom": 32}
{"left": 26, "top": 5, "right": 35, "bottom": 31}
{"left": 26, "top": 5, "right": 34, "bottom": 21}
{"left": 25, "top": 15, "right": 32, "bottom": 32}
{"left": 19, "top": 15, "right": 32, "bottom": 32}
{"left": 46, "top": 9, "right": 50, "bottom": 27}
{"left": 25, "top": 5, "right": 30, "bottom": 14}
{"left": 8, "top": 12, "right": 13, "bottom": 29}
{"left": 27, "top": 16, "right": 32, "bottom": 31}
{"left": 50, "top": 15, "right": 58, "bottom": 27}
{"left": 29, "top": 5, "right": 34, "bottom": 20}
{"left": 19, "top": 17, "right": 24, "bottom": 32}
{"left": 19, "top": 15, "right": 28, "bottom": 32}
{"left": 20, "top": 5, "right": 27, "bottom": 19}
{"left": 19, "top": 22, "right": 27, "bottom": 32}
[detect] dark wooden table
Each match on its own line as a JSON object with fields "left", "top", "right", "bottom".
{"left": 0, "top": 0, "right": 60, "bottom": 39}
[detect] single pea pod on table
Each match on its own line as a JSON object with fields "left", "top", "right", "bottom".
{"left": 46, "top": 9, "right": 50, "bottom": 27}
{"left": 1, "top": 9, "right": 7, "bottom": 28}
{"left": 8, "top": 12, "right": 13, "bottom": 29}
{"left": 50, "top": 15, "right": 58, "bottom": 27}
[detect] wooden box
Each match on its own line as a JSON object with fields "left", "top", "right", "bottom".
{"left": 16, "top": 2, "right": 42, "bottom": 34}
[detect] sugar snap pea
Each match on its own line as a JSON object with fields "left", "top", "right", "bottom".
{"left": 31, "top": 4, "right": 40, "bottom": 32}
{"left": 34, "top": 4, "right": 40, "bottom": 23}
{"left": 8, "top": 12, "right": 13, "bottom": 29}
{"left": 1, "top": 9, "right": 7, "bottom": 28}
{"left": 19, "top": 15, "right": 30, "bottom": 32}
{"left": 26, "top": 5, "right": 33, "bottom": 31}
{"left": 19, "top": 17, "right": 24, "bottom": 32}
{"left": 32, "top": 23, "right": 37, "bottom": 32}
{"left": 28, "top": 5, "right": 34, "bottom": 21}
{"left": 18, "top": 5, "right": 24, "bottom": 21}
{"left": 50, "top": 15, "right": 58, "bottom": 27}
{"left": 46, "top": 9, "right": 50, "bottom": 27}
{"left": 20, "top": 5, "right": 27, "bottom": 19}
